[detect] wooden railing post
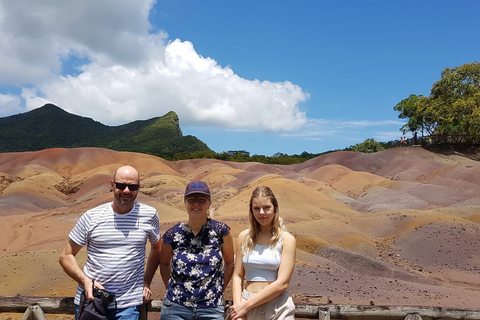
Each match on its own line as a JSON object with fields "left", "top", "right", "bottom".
{"left": 139, "top": 302, "right": 148, "bottom": 320}
{"left": 318, "top": 307, "right": 330, "bottom": 320}
{"left": 21, "top": 304, "right": 33, "bottom": 320}
{"left": 21, "top": 304, "right": 47, "bottom": 320}
{"left": 404, "top": 313, "right": 423, "bottom": 320}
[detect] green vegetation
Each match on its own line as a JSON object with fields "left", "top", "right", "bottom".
{"left": 169, "top": 139, "right": 396, "bottom": 164}
{"left": 394, "top": 61, "right": 480, "bottom": 136}
{"left": 168, "top": 149, "right": 336, "bottom": 164}
{"left": 0, "top": 103, "right": 400, "bottom": 165}
{"left": 348, "top": 138, "right": 385, "bottom": 153}
{"left": 0, "top": 104, "right": 211, "bottom": 157}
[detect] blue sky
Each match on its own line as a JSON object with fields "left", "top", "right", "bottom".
{"left": 0, "top": 1, "right": 479, "bottom": 156}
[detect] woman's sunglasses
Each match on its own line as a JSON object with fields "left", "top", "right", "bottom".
{"left": 114, "top": 182, "right": 140, "bottom": 191}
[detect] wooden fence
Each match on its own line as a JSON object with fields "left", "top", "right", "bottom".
{"left": 2, "top": 295, "right": 480, "bottom": 320}
{"left": 396, "top": 134, "right": 480, "bottom": 147}
{"left": 424, "top": 134, "right": 480, "bottom": 146}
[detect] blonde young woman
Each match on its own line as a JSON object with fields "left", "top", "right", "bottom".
{"left": 230, "top": 186, "right": 296, "bottom": 320}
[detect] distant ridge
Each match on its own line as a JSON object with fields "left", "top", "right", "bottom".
{"left": 0, "top": 104, "right": 211, "bottom": 157}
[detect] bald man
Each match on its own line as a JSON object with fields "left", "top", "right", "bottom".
{"left": 59, "top": 165, "right": 161, "bottom": 320}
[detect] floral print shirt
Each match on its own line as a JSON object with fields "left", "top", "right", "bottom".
{"left": 163, "top": 219, "right": 230, "bottom": 308}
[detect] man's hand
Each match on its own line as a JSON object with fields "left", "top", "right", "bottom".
{"left": 84, "top": 279, "right": 106, "bottom": 301}
{"left": 83, "top": 278, "right": 95, "bottom": 301}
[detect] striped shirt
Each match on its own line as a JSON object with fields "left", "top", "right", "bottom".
{"left": 70, "top": 201, "right": 160, "bottom": 308}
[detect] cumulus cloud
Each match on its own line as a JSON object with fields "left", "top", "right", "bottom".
{"left": 0, "top": 0, "right": 308, "bottom": 131}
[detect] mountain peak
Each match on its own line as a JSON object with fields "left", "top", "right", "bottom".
{"left": 0, "top": 104, "right": 210, "bottom": 157}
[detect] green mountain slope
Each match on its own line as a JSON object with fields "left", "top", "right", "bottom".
{"left": 0, "top": 104, "right": 211, "bottom": 157}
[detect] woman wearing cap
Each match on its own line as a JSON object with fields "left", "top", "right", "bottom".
{"left": 159, "top": 181, "right": 235, "bottom": 320}
{"left": 229, "top": 186, "right": 296, "bottom": 320}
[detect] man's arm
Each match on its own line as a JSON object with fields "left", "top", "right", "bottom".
{"left": 59, "top": 239, "right": 96, "bottom": 301}
{"left": 143, "top": 240, "right": 162, "bottom": 303}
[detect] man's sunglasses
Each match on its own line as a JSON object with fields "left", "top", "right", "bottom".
{"left": 185, "top": 197, "right": 208, "bottom": 204}
{"left": 114, "top": 182, "right": 140, "bottom": 191}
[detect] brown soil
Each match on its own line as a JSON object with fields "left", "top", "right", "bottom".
{"left": 1, "top": 146, "right": 480, "bottom": 319}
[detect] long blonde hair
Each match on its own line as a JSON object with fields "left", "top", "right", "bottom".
{"left": 241, "top": 186, "right": 287, "bottom": 254}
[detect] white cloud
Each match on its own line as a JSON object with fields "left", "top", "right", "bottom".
{"left": 279, "top": 118, "right": 405, "bottom": 144}
{"left": 0, "top": 0, "right": 154, "bottom": 86}
{"left": 0, "top": 0, "right": 309, "bottom": 132}
{"left": 0, "top": 93, "right": 22, "bottom": 115}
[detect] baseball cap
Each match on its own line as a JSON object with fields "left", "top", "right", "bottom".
{"left": 184, "top": 181, "right": 211, "bottom": 197}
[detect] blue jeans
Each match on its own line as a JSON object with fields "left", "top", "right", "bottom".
{"left": 160, "top": 298, "right": 224, "bottom": 320}
{"left": 75, "top": 304, "right": 140, "bottom": 320}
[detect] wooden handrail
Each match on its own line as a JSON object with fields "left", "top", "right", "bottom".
{"left": 2, "top": 295, "right": 480, "bottom": 320}
{"left": 0, "top": 296, "right": 75, "bottom": 314}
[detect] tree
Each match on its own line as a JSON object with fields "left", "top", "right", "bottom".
{"left": 394, "top": 94, "right": 424, "bottom": 134}
{"left": 430, "top": 62, "right": 480, "bottom": 135}
{"left": 350, "top": 138, "right": 385, "bottom": 153}
{"left": 394, "top": 61, "right": 480, "bottom": 136}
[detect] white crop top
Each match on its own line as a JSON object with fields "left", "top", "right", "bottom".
{"left": 242, "top": 233, "right": 286, "bottom": 281}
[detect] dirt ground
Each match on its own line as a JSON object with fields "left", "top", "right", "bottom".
{"left": 1, "top": 146, "right": 480, "bottom": 319}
